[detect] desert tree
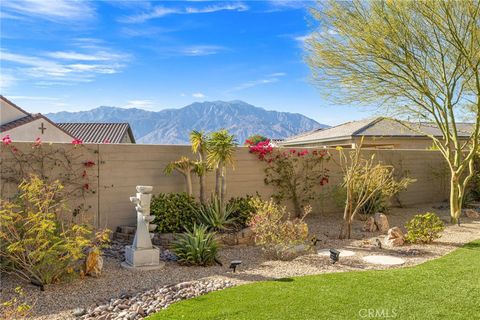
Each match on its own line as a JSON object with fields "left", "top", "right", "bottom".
{"left": 164, "top": 157, "right": 195, "bottom": 196}
{"left": 190, "top": 130, "right": 210, "bottom": 204}
{"left": 337, "top": 144, "right": 413, "bottom": 239}
{"left": 207, "top": 129, "right": 237, "bottom": 206}
{"left": 307, "top": 0, "right": 480, "bottom": 223}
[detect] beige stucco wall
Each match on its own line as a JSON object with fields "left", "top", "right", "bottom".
{"left": 1, "top": 143, "right": 450, "bottom": 231}
{"left": 2, "top": 118, "right": 73, "bottom": 142}
{"left": 1, "top": 100, "right": 28, "bottom": 125}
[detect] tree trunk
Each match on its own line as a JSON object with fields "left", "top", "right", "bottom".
{"left": 185, "top": 173, "right": 193, "bottom": 196}
{"left": 199, "top": 174, "right": 206, "bottom": 204}
{"left": 339, "top": 196, "right": 353, "bottom": 239}
{"left": 450, "top": 173, "right": 463, "bottom": 225}
{"left": 215, "top": 165, "right": 221, "bottom": 197}
{"left": 221, "top": 165, "right": 227, "bottom": 207}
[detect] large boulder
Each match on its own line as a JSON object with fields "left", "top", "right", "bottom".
{"left": 363, "top": 216, "right": 378, "bottom": 232}
{"left": 465, "top": 209, "right": 480, "bottom": 219}
{"left": 384, "top": 227, "right": 404, "bottom": 247}
{"left": 374, "top": 213, "right": 390, "bottom": 233}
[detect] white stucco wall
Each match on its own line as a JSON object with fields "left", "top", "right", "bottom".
{"left": 2, "top": 118, "right": 73, "bottom": 142}
{"left": 0, "top": 100, "right": 28, "bottom": 125}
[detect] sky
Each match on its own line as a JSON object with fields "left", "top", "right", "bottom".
{"left": 0, "top": 0, "right": 374, "bottom": 125}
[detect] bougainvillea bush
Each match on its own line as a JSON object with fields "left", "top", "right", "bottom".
{"left": 0, "top": 136, "right": 97, "bottom": 218}
{"left": 0, "top": 176, "right": 109, "bottom": 286}
{"left": 248, "top": 197, "right": 311, "bottom": 260}
{"left": 247, "top": 140, "right": 330, "bottom": 217}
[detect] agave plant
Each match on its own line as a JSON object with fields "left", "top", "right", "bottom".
{"left": 171, "top": 224, "right": 219, "bottom": 266}
{"left": 195, "top": 195, "right": 237, "bottom": 232}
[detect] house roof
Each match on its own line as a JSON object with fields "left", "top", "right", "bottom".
{"left": 57, "top": 122, "right": 136, "bottom": 143}
{"left": 281, "top": 117, "right": 474, "bottom": 146}
{"left": 0, "top": 95, "right": 30, "bottom": 116}
{"left": 0, "top": 112, "right": 75, "bottom": 138}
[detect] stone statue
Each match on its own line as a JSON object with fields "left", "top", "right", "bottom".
{"left": 121, "top": 186, "right": 164, "bottom": 270}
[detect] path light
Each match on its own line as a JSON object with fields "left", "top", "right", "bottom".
{"left": 229, "top": 260, "right": 242, "bottom": 272}
{"left": 330, "top": 249, "right": 340, "bottom": 264}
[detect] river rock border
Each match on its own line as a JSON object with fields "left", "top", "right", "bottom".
{"left": 77, "top": 279, "right": 234, "bottom": 319}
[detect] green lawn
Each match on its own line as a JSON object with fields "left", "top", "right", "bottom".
{"left": 148, "top": 240, "right": 480, "bottom": 320}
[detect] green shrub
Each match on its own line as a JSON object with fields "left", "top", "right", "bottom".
{"left": 405, "top": 212, "right": 445, "bottom": 244}
{"left": 0, "top": 176, "right": 107, "bottom": 285}
{"left": 467, "top": 154, "right": 480, "bottom": 202}
{"left": 248, "top": 198, "right": 311, "bottom": 260}
{"left": 195, "top": 196, "right": 237, "bottom": 232}
{"left": 151, "top": 193, "right": 198, "bottom": 233}
{"left": 226, "top": 195, "right": 256, "bottom": 227}
{"left": 171, "top": 224, "right": 219, "bottom": 266}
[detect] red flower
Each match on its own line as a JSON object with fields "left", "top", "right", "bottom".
{"left": 2, "top": 135, "right": 12, "bottom": 145}
{"left": 83, "top": 183, "right": 89, "bottom": 190}
{"left": 12, "top": 147, "right": 18, "bottom": 153}
{"left": 103, "top": 139, "right": 110, "bottom": 144}
{"left": 72, "top": 138, "right": 83, "bottom": 145}
{"left": 34, "top": 137, "right": 42, "bottom": 147}
{"left": 82, "top": 170, "right": 87, "bottom": 178}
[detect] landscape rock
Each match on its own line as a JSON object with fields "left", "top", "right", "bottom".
{"left": 363, "top": 217, "right": 378, "bottom": 232}
{"left": 73, "top": 308, "right": 86, "bottom": 317}
{"left": 85, "top": 248, "right": 104, "bottom": 277}
{"left": 374, "top": 213, "right": 390, "bottom": 233}
{"left": 78, "top": 279, "right": 233, "bottom": 319}
{"left": 465, "top": 209, "right": 480, "bottom": 219}
{"left": 384, "top": 227, "right": 405, "bottom": 247}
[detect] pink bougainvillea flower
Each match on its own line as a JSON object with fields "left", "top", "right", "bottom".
{"left": 72, "top": 138, "right": 83, "bottom": 145}
{"left": 103, "top": 139, "right": 110, "bottom": 144}
{"left": 12, "top": 147, "right": 18, "bottom": 153}
{"left": 33, "top": 137, "right": 42, "bottom": 147}
{"left": 2, "top": 135, "right": 12, "bottom": 145}
{"left": 84, "top": 160, "right": 95, "bottom": 167}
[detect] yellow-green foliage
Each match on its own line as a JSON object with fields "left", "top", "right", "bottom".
{"left": 0, "top": 176, "right": 101, "bottom": 285}
{"left": 405, "top": 212, "right": 445, "bottom": 244}
{"left": 248, "top": 198, "right": 310, "bottom": 260}
{"left": 0, "top": 287, "right": 32, "bottom": 320}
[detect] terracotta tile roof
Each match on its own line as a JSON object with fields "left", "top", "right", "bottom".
{"left": 57, "top": 122, "right": 135, "bottom": 143}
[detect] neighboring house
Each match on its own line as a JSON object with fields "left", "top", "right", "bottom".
{"left": 0, "top": 95, "right": 74, "bottom": 142}
{"left": 57, "top": 123, "right": 135, "bottom": 143}
{"left": 0, "top": 96, "right": 135, "bottom": 144}
{"left": 280, "top": 117, "right": 473, "bottom": 149}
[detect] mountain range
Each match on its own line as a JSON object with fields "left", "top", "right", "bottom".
{"left": 47, "top": 100, "right": 327, "bottom": 144}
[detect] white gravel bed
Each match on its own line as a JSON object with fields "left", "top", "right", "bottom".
{"left": 1, "top": 202, "right": 479, "bottom": 320}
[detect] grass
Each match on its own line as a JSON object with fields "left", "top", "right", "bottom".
{"left": 148, "top": 240, "right": 480, "bottom": 320}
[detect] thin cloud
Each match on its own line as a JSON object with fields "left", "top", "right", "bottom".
{"left": 1, "top": 45, "right": 128, "bottom": 85}
{"left": 1, "top": 0, "right": 95, "bottom": 22}
{"left": 192, "top": 93, "right": 206, "bottom": 98}
{"left": 180, "top": 45, "right": 226, "bottom": 56}
{"left": 230, "top": 72, "right": 286, "bottom": 92}
{"left": 120, "top": 2, "right": 248, "bottom": 23}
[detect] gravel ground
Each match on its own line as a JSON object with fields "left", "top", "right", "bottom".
{"left": 1, "top": 202, "right": 479, "bottom": 320}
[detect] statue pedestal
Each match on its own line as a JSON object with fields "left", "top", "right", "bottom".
{"left": 121, "top": 245, "right": 164, "bottom": 270}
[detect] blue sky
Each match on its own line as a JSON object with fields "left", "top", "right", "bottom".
{"left": 0, "top": 0, "right": 373, "bottom": 125}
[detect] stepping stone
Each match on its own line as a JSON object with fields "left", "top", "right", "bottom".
{"left": 318, "top": 249, "right": 356, "bottom": 257}
{"left": 363, "top": 255, "right": 405, "bottom": 265}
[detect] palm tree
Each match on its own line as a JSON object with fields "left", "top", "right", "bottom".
{"left": 164, "top": 157, "right": 195, "bottom": 196}
{"left": 190, "top": 130, "right": 209, "bottom": 204}
{"left": 207, "top": 129, "right": 237, "bottom": 206}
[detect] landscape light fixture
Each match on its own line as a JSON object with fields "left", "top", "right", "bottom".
{"left": 329, "top": 249, "right": 340, "bottom": 264}
{"left": 229, "top": 260, "right": 242, "bottom": 272}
